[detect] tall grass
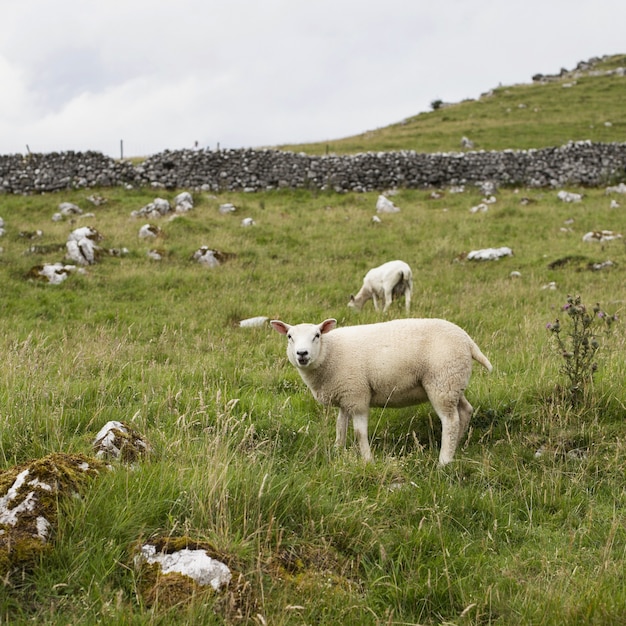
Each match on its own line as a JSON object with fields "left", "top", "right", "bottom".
{"left": 0, "top": 183, "right": 625, "bottom": 623}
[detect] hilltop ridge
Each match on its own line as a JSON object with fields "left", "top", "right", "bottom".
{"left": 276, "top": 54, "right": 626, "bottom": 155}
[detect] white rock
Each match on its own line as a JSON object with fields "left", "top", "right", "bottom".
{"left": 93, "top": 421, "right": 127, "bottom": 458}
{"left": 37, "top": 263, "right": 79, "bottom": 284}
{"left": 239, "top": 316, "right": 268, "bottom": 328}
{"left": 0, "top": 469, "right": 53, "bottom": 541}
{"left": 66, "top": 231, "right": 100, "bottom": 265}
{"left": 467, "top": 246, "right": 513, "bottom": 261}
{"left": 138, "top": 545, "right": 231, "bottom": 590}
{"left": 138, "top": 224, "right": 161, "bottom": 239}
{"left": 582, "top": 230, "right": 622, "bottom": 243}
{"left": 174, "top": 191, "right": 194, "bottom": 213}
{"left": 541, "top": 281, "right": 558, "bottom": 290}
{"left": 557, "top": 190, "right": 582, "bottom": 203}
{"left": 469, "top": 203, "right": 489, "bottom": 214}
{"left": 376, "top": 195, "right": 400, "bottom": 213}
{"left": 606, "top": 182, "right": 626, "bottom": 195}
{"left": 59, "top": 202, "right": 83, "bottom": 216}
{"left": 193, "top": 247, "right": 220, "bottom": 267}
{"left": 153, "top": 198, "right": 171, "bottom": 214}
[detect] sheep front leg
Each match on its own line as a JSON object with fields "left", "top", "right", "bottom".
{"left": 382, "top": 288, "right": 394, "bottom": 313}
{"left": 335, "top": 408, "right": 349, "bottom": 449}
{"left": 352, "top": 412, "right": 373, "bottom": 461}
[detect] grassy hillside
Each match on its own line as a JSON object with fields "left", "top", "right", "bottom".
{"left": 276, "top": 54, "right": 626, "bottom": 155}
{"left": 1, "top": 183, "right": 625, "bottom": 623}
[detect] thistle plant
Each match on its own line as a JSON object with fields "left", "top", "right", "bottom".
{"left": 546, "top": 295, "right": 618, "bottom": 406}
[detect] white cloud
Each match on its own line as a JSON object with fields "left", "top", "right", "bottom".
{"left": 0, "top": 0, "right": 624, "bottom": 156}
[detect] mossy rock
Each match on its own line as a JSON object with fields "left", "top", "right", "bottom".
{"left": 133, "top": 535, "right": 257, "bottom": 619}
{"left": 93, "top": 421, "right": 151, "bottom": 463}
{"left": 0, "top": 453, "right": 106, "bottom": 577}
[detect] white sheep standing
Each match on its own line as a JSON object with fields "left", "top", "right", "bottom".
{"left": 348, "top": 260, "right": 413, "bottom": 313}
{"left": 271, "top": 317, "right": 492, "bottom": 465}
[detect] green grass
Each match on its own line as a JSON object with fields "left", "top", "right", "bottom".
{"left": 1, "top": 183, "right": 626, "bottom": 623}
{"left": 276, "top": 54, "right": 626, "bottom": 155}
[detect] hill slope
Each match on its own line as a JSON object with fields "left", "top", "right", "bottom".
{"left": 276, "top": 54, "right": 626, "bottom": 155}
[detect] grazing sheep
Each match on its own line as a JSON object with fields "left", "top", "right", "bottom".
{"left": 271, "top": 317, "right": 492, "bottom": 465}
{"left": 348, "top": 260, "right": 413, "bottom": 314}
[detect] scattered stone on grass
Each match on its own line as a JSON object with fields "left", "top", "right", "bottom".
{"left": 66, "top": 226, "right": 104, "bottom": 265}
{"left": 375, "top": 195, "right": 400, "bottom": 214}
{"left": 93, "top": 421, "right": 151, "bottom": 462}
{"left": 219, "top": 203, "right": 236, "bottom": 214}
{"left": 582, "top": 229, "right": 622, "bottom": 242}
{"left": 138, "top": 224, "right": 162, "bottom": 239}
{"left": 467, "top": 246, "right": 513, "bottom": 261}
{"left": 133, "top": 536, "right": 256, "bottom": 619}
{"left": 27, "top": 262, "right": 86, "bottom": 285}
{"left": 174, "top": 191, "right": 194, "bottom": 213}
{"left": 239, "top": 316, "right": 269, "bottom": 328}
{"left": 192, "top": 247, "right": 236, "bottom": 267}
{"left": 0, "top": 453, "right": 106, "bottom": 577}
{"left": 131, "top": 197, "right": 172, "bottom": 219}
{"left": 557, "top": 190, "right": 583, "bottom": 203}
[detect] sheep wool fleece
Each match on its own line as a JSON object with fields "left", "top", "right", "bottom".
{"left": 271, "top": 317, "right": 492, "bottom": 465}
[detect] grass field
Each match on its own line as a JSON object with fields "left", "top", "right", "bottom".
{"left": 1, "top": 182, "right": 625, "bottom": 624}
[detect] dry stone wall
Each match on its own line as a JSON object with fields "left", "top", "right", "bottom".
{"left": 1, "top": 141, "right": 625, "bottom": 195}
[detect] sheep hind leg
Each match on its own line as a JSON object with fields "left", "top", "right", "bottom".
{"left": 352, "top": 412, "right": 373, "bottom": 462}
{"left": 458, "top": 396, "right": 473, "bottom": 441}
{"left": 429, "top": 397, "right": 461, "bottom": 466}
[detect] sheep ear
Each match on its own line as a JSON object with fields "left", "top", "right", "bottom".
{"left": 319, "top": 319, "right": 337, "bottom": 334}
{"left": 270, "top": 320, "right": 290, "bottom": 335}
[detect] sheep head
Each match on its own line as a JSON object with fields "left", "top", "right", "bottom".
{"left": 271, "top": 319, "right": 337, "bottom": 369}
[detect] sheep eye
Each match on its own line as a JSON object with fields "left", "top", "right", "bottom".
{"left": 287, "top": 334, "right": 292, "bottom": 341}
{"left": 314, "top": 332, "right": 320, "bottom": 340}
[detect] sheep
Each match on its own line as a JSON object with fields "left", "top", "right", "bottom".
{"left": 270, "top": 317, "right": 492, "bottom": 465}
{"left": 348, "top": 260, "right": 413, "bottom": 314}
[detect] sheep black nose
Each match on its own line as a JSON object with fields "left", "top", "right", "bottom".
{"left": 296, "top": 350, "right": 308, "bottom": 358}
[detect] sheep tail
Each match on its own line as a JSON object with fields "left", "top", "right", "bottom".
{"left": 470, "top": 342, "right": 493, "bottom": 372}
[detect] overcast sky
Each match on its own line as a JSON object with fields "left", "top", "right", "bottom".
{"left": 1, "top": 0, "right": 624, "bottom": 158}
